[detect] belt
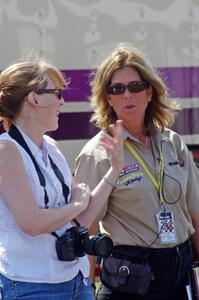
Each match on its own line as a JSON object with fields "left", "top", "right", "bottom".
{"left": 113, "top": 238, "right": 192, "bottom": 261}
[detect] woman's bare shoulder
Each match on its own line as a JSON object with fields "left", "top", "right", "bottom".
{"left": 0, "top": 139, "right": 22, "bottom": 166}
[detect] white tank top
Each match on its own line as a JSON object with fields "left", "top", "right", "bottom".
{"left": 0, "top": 129, "right": 89, "bottom": 283}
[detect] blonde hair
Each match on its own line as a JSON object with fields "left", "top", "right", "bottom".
{"left": 0, "top": 60, "right": 67, "bottom": 130}
{"left": 90, "top": 44, "right": 179, "bottom": 134}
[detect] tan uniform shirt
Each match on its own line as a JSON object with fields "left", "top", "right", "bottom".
{"left": 74, "top": 127, "right": 199, "bottom": 248}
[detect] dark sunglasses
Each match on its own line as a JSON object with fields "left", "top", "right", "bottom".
{"left": 106, "top": 80, "right": 150, "bottom": 95}
{"left": 34, "top": 88, "right": 64, "bottom": 100}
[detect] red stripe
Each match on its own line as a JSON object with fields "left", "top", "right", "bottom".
{"left": 193, "top": 152, "right": 199, "bottom": 159}
{"left": 95, "top": 265, "right": 101, "bottom": 277}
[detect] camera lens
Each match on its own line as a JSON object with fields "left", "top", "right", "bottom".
{"left": 83, "top": 235, "right": 113, "bottom": 258}
{"left": 94, "top": 236, "right": 113, "bottom": 257}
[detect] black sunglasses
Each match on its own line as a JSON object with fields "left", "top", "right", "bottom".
{"left": 34, "top": 88, "right": 64, "bottom": 100}
{"left": 106, "top": 80, "right": 150, "bottom": 95}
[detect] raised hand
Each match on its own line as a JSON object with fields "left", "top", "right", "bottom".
{"left": 100, "top": 120, "right": 124, "bottom": 173}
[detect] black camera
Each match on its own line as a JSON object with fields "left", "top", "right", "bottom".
{"left": 55, "top": 226, "right": 113, "bottom": 261}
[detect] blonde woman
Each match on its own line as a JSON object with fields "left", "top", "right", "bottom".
{"left": 75, "top": 44, "right": 199, "bottom": 300}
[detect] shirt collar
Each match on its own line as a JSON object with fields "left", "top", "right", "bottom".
{"left": 122, "top": 126, "right": 170, "bottom": 144}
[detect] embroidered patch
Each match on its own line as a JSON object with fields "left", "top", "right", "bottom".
{"left": 120, "top": 163, "right": 139, "bottom": 176}
{"left": 116, "top": 164, "right": 143, "bottom": 186}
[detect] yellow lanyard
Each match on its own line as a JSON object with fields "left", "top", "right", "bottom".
{"left": 124, "top": 138, "right": 165, "bottom": 205}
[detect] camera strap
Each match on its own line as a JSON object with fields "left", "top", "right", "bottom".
{"left": 9, "top": 124, "right": 50, "bottom": 208}
{"left": 8, "top": 124, "right": 70, "bottom": 206}
{"left": 8, "top": 124, "right": 71, "bottom": 237}
{"left": 8, "top": 124, "right": 70, "bottom": 207}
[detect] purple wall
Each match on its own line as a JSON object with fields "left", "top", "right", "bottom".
{"left": 62, "top": 67, "right": 199, "bottom": 101}
{"left": 51, "top": 67, "right": 199, "bottom": 140}
{"left": 1, "top": 67, "right": 199, "bottom": 140}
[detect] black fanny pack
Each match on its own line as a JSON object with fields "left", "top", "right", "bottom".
{"left": 100, "top": 250, "right": 154, "bottom": 296}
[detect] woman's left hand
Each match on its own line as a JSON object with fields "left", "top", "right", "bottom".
{"left": 100, "top": 120, "right": 124, "bottom": 174}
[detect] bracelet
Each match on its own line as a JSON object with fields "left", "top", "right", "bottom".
{"left": 91, "top": 282, "right": 96, "bottom": 289}
{"left": 103, "top": 176, "right": 115, "bottom": 188}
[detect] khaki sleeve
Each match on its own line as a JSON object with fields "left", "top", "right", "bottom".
{"left": 186, "top": 150, "right": 199, "bottom": 213}
{"left": 74, "top": 152, "right": 110, "bottom": 220}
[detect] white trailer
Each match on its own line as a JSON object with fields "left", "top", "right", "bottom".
{"left": 0, "top": 0, "right": 199, "bottom": 170}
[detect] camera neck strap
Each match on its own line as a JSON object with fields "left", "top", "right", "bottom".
{"left": 8, "top": 124, "right": 80, "bottom": 238}
{"left": 8, "top": 124, "right": 70, "bottom": 208}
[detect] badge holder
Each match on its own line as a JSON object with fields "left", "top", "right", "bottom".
{"left": 156, "top": 204, "right": 176, "bottom": 244}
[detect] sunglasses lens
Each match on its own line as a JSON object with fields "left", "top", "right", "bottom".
{"left": 107, "top": 81, "right": 149, "bottom": 95}
{"left": 107, "top": 83, "right": 125, "bottom": 95}
{"left": 128, "top": 81, "right": 148, "bottom": 93}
